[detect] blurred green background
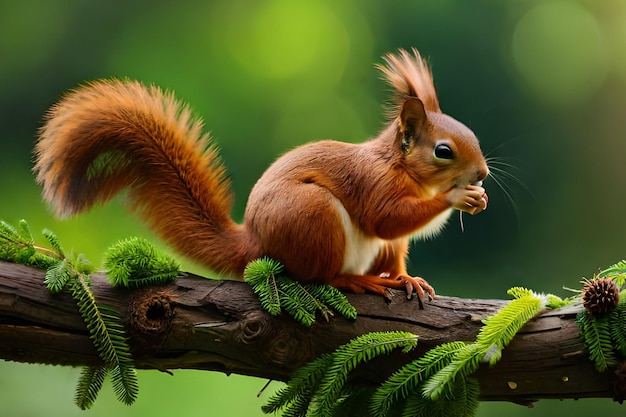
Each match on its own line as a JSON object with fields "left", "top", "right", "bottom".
{"left": 2, "top": 0, "right": 626, "bottom": 415}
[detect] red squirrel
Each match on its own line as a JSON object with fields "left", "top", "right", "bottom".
{"left": 34, "top": 48, "right": 488, "bottom": 303}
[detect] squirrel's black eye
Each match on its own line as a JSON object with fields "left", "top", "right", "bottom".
{"left": 434, "top": 143, "right": 454, "bottom": 160}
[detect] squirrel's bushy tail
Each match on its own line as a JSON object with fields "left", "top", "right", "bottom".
{"left": 34, "top": 79, "right": 250, "bottom": 276}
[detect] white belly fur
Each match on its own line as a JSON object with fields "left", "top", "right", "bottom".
{"left": 411, "top": 208, "right": 453, "bottom": 240}
{"left": 333, "top": 198, "right": 453, "bottom": 274}
{"left": 332, "top": 197, "right": 384, "bottom": 275}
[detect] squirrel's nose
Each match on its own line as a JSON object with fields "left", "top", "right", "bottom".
{"left": 475, "top": 165, "right": 489, "bottom": 183}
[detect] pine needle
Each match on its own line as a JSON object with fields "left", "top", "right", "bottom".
{"left": 70, "top": 276, "right": 138, "bottom": 404}
{"left": 421, "top": 343, "right": 483, "bottom": 400}
{"left": 610, "top": 300, "right": 626, "bottom": 357}
{"left": 75, "top": 365, "right": 109, "bottom": 410}
{"left": 263, "top": 332, "right": 417, "bottom": 416}
{"left": 244, "top": 257, "right": 358, "bottom": 325}
{"left": 0, "top": 220, "right": 176, "bottom": 408}
{"left": 577, "top": 310, "right": 616, "bottom": 371}
{"left": 598, "top": 260, "right": 626, "bottom": 287}
{"left": 104, "top": 237, "right": 180, "bottom": 288}
{"left": 476, "top": 294, "right": 542, "bottom": 366}
{"left": 44, "top": 257, "right": 72, "bottom": 294}
{"left": 370, "top": 341, "right": 466, "bottom": 417}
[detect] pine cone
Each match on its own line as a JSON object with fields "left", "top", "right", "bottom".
{"left": 582, "top": 277, "right": 620, "bottom": 315}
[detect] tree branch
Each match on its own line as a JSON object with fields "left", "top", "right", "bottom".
{"left": 0, "top": 261, "right": 618, "bottom": 404}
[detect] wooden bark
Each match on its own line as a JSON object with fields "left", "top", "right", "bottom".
{"left": 0, "top": 261, "right": 620, "bottom": 405}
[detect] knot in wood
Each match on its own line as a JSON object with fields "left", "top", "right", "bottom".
{"left": 262, "top": 327, "right": 313, "bottom": 368}
{"left": 240, "top": 311, "right": 272, "bottom": 344}
{"left": 128, "top": 289, "right": 175, "bottom": 335}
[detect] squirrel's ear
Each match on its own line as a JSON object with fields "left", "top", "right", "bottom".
{"left": 398, "top": 97, "right": 426, "bottom": 152}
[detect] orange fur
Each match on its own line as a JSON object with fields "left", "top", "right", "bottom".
{"left": 35, "top": 79, "right": 250, "bottom": 275}
{"left": 34, "top": 49, "right": 489, "bottom": 301}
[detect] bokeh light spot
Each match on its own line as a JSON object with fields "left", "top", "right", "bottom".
{"left": 229, "top": 1, "right": 350, "bottom": 80}
{"left": 511, "top": 1, "right": 608, "bottom": 106}
{"left": 608, "top": 15, "right": 626, "bottom": 83}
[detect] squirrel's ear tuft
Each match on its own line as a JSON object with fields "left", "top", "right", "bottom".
{"left": 398, "top": 97, "right": 426, "bottom": 152}
{"left": 377, "top": 48, "right": 441, "bottom": 116}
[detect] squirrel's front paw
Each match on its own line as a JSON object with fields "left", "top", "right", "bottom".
{"left": 446, "top": 185, "right": 488, "bottom": 215}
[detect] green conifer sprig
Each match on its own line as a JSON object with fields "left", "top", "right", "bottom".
{"left": 575, "top": 267, "right": 626, "bottom": 373}
{"left": 369, "top": 341, "right": 467, "bottom": 417}
{"left": 261, "top": 285, "right": 550, "bottom": 417}
{"left": 475, "top": 291, "right": 543, "bottom": 366}
{"left": 262, "top": 354, "right": 335, "bottom": 416}
{"left": 0, "top": 220, "right": 138, "bottom": 409}
{"left": 75, "top": 365, "right": 109, "bottom": 410}
{"left": 244, "top": 257, "right": 283, "bottom": 315}
{"left": 0, "top": 220, "right": 58, "bottom": 268}
{"left": 419, "top": 289, "right": 542, "bottom": 403}
{"left": 244, "top": 257, "right": 357, "bottom": 325}
{"left": 598, "top": 259, "right": 626, "bottom": 287}
{"left": 446, "top": 377, "right": 480, "bottom": 417}
{"left": 369, "top": 288, "right": 544, "bottom": 417}
{"left": 506, "top": 287, "right": 572, "bottom": 310}
{"left": 279, "top": 278, "right": 321, "bottom": 326}
{"left": 263, "top": 331, "right": 418, "bottom": 416}
{"left": 110, "top": 362, "right": 140, "bottom": 406}
{"left": 42, "top": 227, "right": 66, "bottom": 258}
{"left": 307, "top": 284, "right": 357, "bottom": 320}
{"left": 577, "top": 310, "right": 617, "bottom": 372}
{"left": 74, "top": 252, "right": 96, "bottom": 275}
{"left": 330, "top": 386, "right": 378, "bottom": 417}
{"left": 0, "top": 220, "right": 34, "bottom": 264}
{"left": 545, "top": 293, "right": 573, "bottom": 309}
{"left": 421, "top": 343, "right": 484, "bottom": 401}
{"left": 316, "top": 332, "right": 418, "bottom": 416}
{"left": 103, "top": 237, "right": 180, "bottom": 288}
{"left": 44, "top": 257, "right": 72, "bottom": 293}
{"left": 393, "top": 375, "right": 480, "bottom": 417}
{"left": 505, "top": 286, "right": 533, "bottom": 299}
{"left": 70, "top": 276, "right": 138, "bottom": 407}
{"left": 610, "top": 298, "right": 626, "bottom": 357}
